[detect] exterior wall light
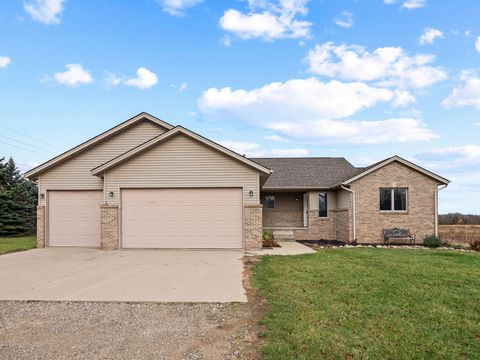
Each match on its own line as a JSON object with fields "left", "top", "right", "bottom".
{"left": 108, "top": 191, "right": 114, "bottom": 198}
{"left": 249, "top": 190, "right": 254, "bottom": 197}
{"left": 40, "top": 193, "right": 45, "bottom": 200}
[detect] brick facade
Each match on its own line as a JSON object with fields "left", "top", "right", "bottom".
{"left": 36, "top": 205, "right": 46, "bottom": 248}
{"left": 100, "top": 205, "right": 119, "bottom": 250}
{"left": 244, "top": 204, "right": 262, "bottom": 250}
{"left": 334, "top": 209, "right": 351, "bottom": 242}
{"left": 351, "top": 161, "right": 439, "bottom": 244}
{"left": 294, "top": 209, "right": 336, "bottom": 240}
{"left": 263, "top": 210, "right": 303, "bottom": 227}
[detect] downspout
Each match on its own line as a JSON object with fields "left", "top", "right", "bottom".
{"left": 341, "top": 184, "right": 356, "bottom": 242}
{"left": 435, "top": 184, "right": 448, "bottom": 237}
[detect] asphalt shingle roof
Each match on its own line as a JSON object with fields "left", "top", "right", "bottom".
{"left": 250, "top": 157, "right": 359, "bottom": 189}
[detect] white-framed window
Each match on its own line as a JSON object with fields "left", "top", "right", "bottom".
{"left": 319, "top": 192, "right": 328, "bottom": 217}
{"left": 380, "top": 188, "right": 408, "bottom": 211}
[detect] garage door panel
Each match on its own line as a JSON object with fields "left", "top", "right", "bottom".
{"left": 48, "top": 191, "right": 102, "bottom": 247}
{"left": 121, "top": 188, "right": 242, "bottom": 249}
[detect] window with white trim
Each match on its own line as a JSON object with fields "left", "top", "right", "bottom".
{"left": 380, "top": 188, "right": 407, "bottom": 211}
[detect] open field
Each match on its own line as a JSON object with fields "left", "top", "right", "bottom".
{"left": 0, "top": 236, "right": 36, "bottom": 255}
{"left": 252, "top": 249, "right": 480, "bottom": 359}
{"left": 438, "top": 225, "right": 480, "bottom": 244}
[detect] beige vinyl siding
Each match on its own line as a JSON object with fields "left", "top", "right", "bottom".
{"left": 105, "top": 134, "right": 260, "bottom": 205}
{"left": 336, "top": 189, "right": 352, "bottom": 209}
{"left": 38, "top": 120, "right": 165, "bottom": 205}
{"left": 121, "top": 188, "right": 243, "bottom": 249}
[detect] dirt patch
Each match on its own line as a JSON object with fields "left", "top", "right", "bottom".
{"left": 0, "top": 259, "right": 267, "bottom": 360}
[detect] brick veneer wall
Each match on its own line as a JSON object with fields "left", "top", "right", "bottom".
{"left": 294, "top": 209, "right": 336, "bottom": 240}
{"left": 244, "top": 204, "right": 262, "bottom": 250}
{"left": 263, "top": 210, "right": 303, "bottom": 227}
{"left": 351, "top": 161, "right": 439, "bottom": 244}
{"left": 100, "top": 205, "right": 119, "bottom": 250}
{"left": 36, "top": 205, "right": 45, "bottom": 248}
{"left": 333, "top": 209, "right": 350, "bottom": 242}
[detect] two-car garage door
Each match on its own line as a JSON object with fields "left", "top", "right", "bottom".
{"left": 47, "top": 188, "right": 243, "bottom": 249}
{"left": 121, "top": 188, "right": 243, "bottom": 249}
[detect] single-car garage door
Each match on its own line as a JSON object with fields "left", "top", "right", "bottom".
{"left": 48, "top": 190, "right": 102, "bottom": 247}
{"left": 121, "top": 188, "right": 243, "bottom": 249}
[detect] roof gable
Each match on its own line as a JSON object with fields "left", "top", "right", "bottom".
{"left": 91, "top": 126, "right": 272, "bottom": 176}
{"left": 340, "top": 156, "right": 450, "bottom": 185}
{"left": 25, "top": 112, "right": 173, "bottom": 179}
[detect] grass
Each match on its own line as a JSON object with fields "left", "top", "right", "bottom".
{"left": 252, "top": 249, "right": 480, "bottom": 359}
{"left": 439, "top": 225, "right": 480, "bottom": 244}
{"left": 0, "top": 236, "right": 36, "bottom": 255}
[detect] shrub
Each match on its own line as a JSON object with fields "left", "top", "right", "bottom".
{"left": 471, "top": 240, "right": 480, "bottom": 252}
{"left": 262, "top": 230, "right": 278, "bottom": 248}
{"left": 423, "top": 235, "right": 442, "bottom": 247}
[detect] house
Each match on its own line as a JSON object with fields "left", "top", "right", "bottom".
{"left": 25, "top": 112, "right": 450, "bottom": 250}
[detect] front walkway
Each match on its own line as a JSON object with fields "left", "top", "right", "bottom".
{"left": 246, "top": 241, "right": 316, "bottom": 256}
{"left": 0, "top": 248, "right": 246, "bottom": 302}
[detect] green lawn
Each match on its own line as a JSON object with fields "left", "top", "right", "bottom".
{"left": 0, "top": 236, "right": 36, "bottom": 255}
{"left": 252, "top": 249, "right": 480, "bottom": 359}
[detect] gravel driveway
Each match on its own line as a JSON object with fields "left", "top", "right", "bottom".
{"left": 0, "top": 301, "right": 261, "bottom": 360}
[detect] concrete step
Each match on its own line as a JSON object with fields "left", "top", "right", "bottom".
{"left": 273, "top": 229, "right": 295, "bottom": 241}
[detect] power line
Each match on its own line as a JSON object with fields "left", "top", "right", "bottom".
{"left": 0, "top": 134, "right": 54, "bottom": 154}
{"left": 0, "top": 140, "right": 52, "bottom": 157}
{"left": 0, "top": 123, "right": 56, "bottom": 147}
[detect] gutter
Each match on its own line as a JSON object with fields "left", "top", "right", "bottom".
{"left": 341, "top": 184, "right": 356, "bottom": 242}
{"left": 435, "top": 184, "right": 448, "bottom": 237}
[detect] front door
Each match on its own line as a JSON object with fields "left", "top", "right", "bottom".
{"left": 303, "top": 192, "right": 309, "bottom": 227}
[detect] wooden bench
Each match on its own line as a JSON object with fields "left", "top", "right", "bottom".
{"left": 383, "top": 228, "right": 416, "bottom": 245}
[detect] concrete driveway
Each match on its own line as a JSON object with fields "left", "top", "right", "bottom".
{"left": 0, "top": 248, "right": 246, "bottom": 302}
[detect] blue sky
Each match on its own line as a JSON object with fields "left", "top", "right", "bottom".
{"left": 0, "top": 0, "right": 479, "bottom": 213}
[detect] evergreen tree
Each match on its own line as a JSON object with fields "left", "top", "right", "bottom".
{"left": 0, "top": 157, "right": 38, "bottom": 236}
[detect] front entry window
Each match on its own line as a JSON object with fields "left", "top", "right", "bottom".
{"left": 319, "top": 193, "right": 328, "bottom": 217}
{"left": 265, "top": 195, "right": 275, "bottom": 208}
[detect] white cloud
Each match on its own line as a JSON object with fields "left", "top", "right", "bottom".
{"left": 0, "top": 56, "right": 11, "bottom": 68}
{"left": 473, "top": 121, "right": 480, "bottom": 127}
{"left": 156, "top": 0, "right": 203, "bottom": 16}
{"left": 383, "top": 0, "right": 426, "bottom": 8}
{"left": 267, "top": 118, "right": 437, "bottom": 144}
{"left": 475, "top": 36, "right": 480, "bottom": 54}
{"left": 53, "top": 64, "right": 94, "bottom": 86}
{"left": 334, "top": 11, "right": 354, "bottom": 29}
{"left": 219, "top": 0, "right": 312, "bottom": 41}
{"left": 403, "top": 0, "right": 426, "bottom": 9}
{"left": 220, "top": 35, "right": 232, "bottom": 47}
{"left": 104, "top": 72, "right": 122, "bottom": 87}
{"left": 199, "top": 77, "right": 412, "bottom": 123}
{"left": 24, "top": 0, "right": 65, "bottom": 24}
{"left": 419, "top": 28, "right": 444, "bottom": 45}
{"left": 417, "top": 145, "right": 480, "bottom": 168}
{"left": 264, "top": 134, "right": 286, "bottom": 141}
{"left": 442, "top": 70, "right": 480, "bottom": 109}
{"left": 271, "top": 148, "right": 308, "bottom": 156}
{"left": 306, "top": 42, "right": 447, "bottom": 88}
{"left": 123, "top": 67, "right": 158, "bottom": 90}
{"left": 218, "top": 140, "right": 267, "bottom": 157}
{"left": 198, "top": 77, "right": 434, "bottom": 144}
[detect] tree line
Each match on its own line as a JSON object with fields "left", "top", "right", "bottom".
{"left": 0, "top": 157, "right": 38, "bottom": 236}
{"left": 439, "top": 213, "right": 480, "bottom": 225}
